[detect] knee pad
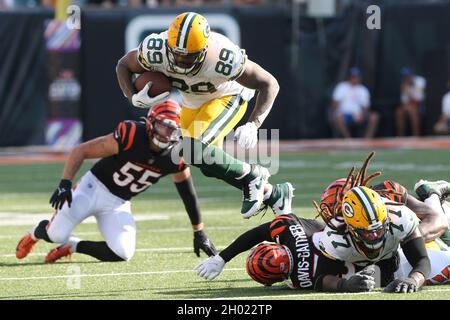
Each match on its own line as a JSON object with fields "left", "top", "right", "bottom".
{"left": 109, "top": 242, "right": 135, "bottom": 261}
{"left": 47, "top": 224, "right": 70, "bottom": 244}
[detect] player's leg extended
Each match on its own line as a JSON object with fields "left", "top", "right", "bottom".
{"left": 16, "top": 174, "right": 94, "bottom": 260}
{"left": 181, "top": 95, "right": 270, "bottom": 217}
{"left": 182, "top": 95, "right": 247, "bottom": 189}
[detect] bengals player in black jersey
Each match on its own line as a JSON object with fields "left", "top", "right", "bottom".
{"left": 195, "top": 190, "right": 325, "bottom": 290}
{"left": 16, "top": 100, "right": 217, "bottom": 263}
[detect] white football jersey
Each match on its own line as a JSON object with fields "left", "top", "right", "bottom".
{"left": 395, "top": 241, "right": 450, "bottom": 285}
{"left": 319, "top": 204, "right": 420, "bottom": 266}
{"left": 137, "top": 31, "right": 255, "bottom": 109}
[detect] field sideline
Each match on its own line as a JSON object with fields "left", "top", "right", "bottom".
{"left": 1, "top": 148, "right": 450, "bottom": 300}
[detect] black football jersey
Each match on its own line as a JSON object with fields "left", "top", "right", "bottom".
{"left": 90, "top": 120, "right": 187, "bottom": 200}
{"left": 269, "top": 214, "right": 325, "bottom": 289}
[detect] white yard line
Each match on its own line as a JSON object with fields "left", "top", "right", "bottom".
{"left": 0, "top": 268, "right": 245, "bottom": 281}
{"left": 0, "top": 246, "right": 228, "bottom": 258}
{"left": 0, "top": 213, "right": 169, "bottom": 227}
{"left": 190, "top": 288, "right": 450, "bottom": 300}
{"left": 0, "top": 225, "right": 252, "bottom": 239}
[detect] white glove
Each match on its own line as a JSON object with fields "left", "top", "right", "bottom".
{"left": 195, "top": 255, "right": 225, "bottom": 281}
{"left": 234, "top": 121, "right": 258, "bottom": 149}
{"left": 131, "top": 82, "right": 170, "bottom": 109}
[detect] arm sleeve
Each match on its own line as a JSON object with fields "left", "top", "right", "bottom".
{"left": 219, "top": 222, "right": 272, "bottom": 262}
{"left": 314, "top": 254, "right": 346, "bottom": 291}
{"left": 174, "top": 175, "right": 201, "bottom": 226}
{"left": 401, "top": 236, "right": 431, "bottom": 279}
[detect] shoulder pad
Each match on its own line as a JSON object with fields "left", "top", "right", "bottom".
{"left": 318, "top": 227, "right": 353, "bottom": 261}
{"left": 269, "top": 214, "right": 297, "bottom": 240}
{"left": 387, "top": 205, "right": 419, "bottom": 240}
{"left": 114, "top": 120, "right": 139, "bottom": 152}
{"left": 137, "top": 32, "right": 166, "bottom": 71}
{"left": 209, "top": 32, "right": 247, "bottom": 81}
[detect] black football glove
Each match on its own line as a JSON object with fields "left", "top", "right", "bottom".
{"left": 383, "top": 277, "right": 418, "bottom": 293}
{"left": 338, "top": 267, "right": 376, "bottom": 293}
{"left": 193, "top": 230, "right": 217, "bottom": 257}
{"left": 49, "top": 179, "right": 73, "bottom": 210}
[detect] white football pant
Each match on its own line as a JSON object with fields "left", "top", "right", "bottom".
{"left": 46, "top": 171, "right": 136, "bottom": 261}
{"left": 395, "top": 242, "right": 450, "bottom": 285}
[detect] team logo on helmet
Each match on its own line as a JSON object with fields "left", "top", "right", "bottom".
{"left": 246, "top": 242, "right": 292, "bottom": 286}
{"left": 342, "top": 186, "right": 389, "bottom": 256}
{"left": 343, "top": 202, "right": 354, "bottom": 218}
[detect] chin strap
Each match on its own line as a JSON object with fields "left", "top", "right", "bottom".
{"left": 152, "top": 136, "right": 170, "bottom": 149}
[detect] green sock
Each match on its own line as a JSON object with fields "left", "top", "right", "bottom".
{"left": 182, "top": 138, "right": 246, "bottom": 189}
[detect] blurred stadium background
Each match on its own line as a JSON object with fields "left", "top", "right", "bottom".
{"left": 1, "top": 0, "right": 450, "bottom": 300}
{"left": 2, "top": 0, "right": 450, "bottom": 145}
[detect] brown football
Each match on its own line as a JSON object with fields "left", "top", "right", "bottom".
{"left": 134, "top": 71, "right": 172, "bottom": 97}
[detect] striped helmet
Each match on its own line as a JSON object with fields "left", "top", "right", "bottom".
{"left": 320, "top": 178, "right": 351, "bottom": 212}
{"left": 167, "top": 12, "right": 210, "bottom": 74}
{"left": 246, "top": 242, "right": 292, "bottom": 286}
{"left": 342, "top": 186, "right": 389, "bottom": 252}
{"left": 147, "top": 100, "right": 181, "bottom": 149}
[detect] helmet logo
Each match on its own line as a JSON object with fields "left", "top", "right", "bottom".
{"left": 343, "top": 202, "right": 354, "bottom": 218}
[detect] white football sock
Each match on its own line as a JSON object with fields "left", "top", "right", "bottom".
{"left": 29, "top": 224, "right": 39, "bottom": 241}
{"left": 425, "top": 194, "right": 445, "bottom": 215}
{"left": 67, "top": 236, "right": 81, "bottom": 253}
{"left": 263, "top": 184, "right": 273, "bottom": 201}
{"left": 236, "top": 163, "right": 251, "bottom": 180}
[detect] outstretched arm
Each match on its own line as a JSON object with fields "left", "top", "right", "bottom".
{"left": 50, "top": 134, "right": 119, "bottom": 210}
{"left": 172, "top": 167, "right": 216, "bottom": 257}
{"left": 195, "top": 223, "right": 272, "bottom": 280}
{"left": 62, "top": 134, "right": 119, "bottom": 181}
{"left": 219, "top": 222, "right": 272, "bottom": 262}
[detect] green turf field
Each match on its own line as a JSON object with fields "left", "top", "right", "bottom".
{"left": 1, "top": 149, "right": 450, "bottom": 300}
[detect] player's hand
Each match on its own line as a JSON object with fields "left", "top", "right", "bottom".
{"left": 234, "top": 122, "right": 258, "bottom": 149}
{"left": 49, "top": 179, "right": 72, "bottom": 210}
{"left": 195, "top": 255, "right": 225, "bottom": 280}
{"left": 131, "top": 81, "right": 170, "bottom": 108}
{"left": 383, "top": 277, "right": 418, "bottom": 293}
{"left": 339, "top": 267, "right": 376, "bottom": 292}
{"left": 194, "top": 230, "right": 217, "bottom": 257}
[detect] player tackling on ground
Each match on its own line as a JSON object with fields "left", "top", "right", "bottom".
{"left": 116, "top": 12, "right": 286, "bottom": 219}
{"left": 16, "top": 101, "right": 217, "bottom": 263}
